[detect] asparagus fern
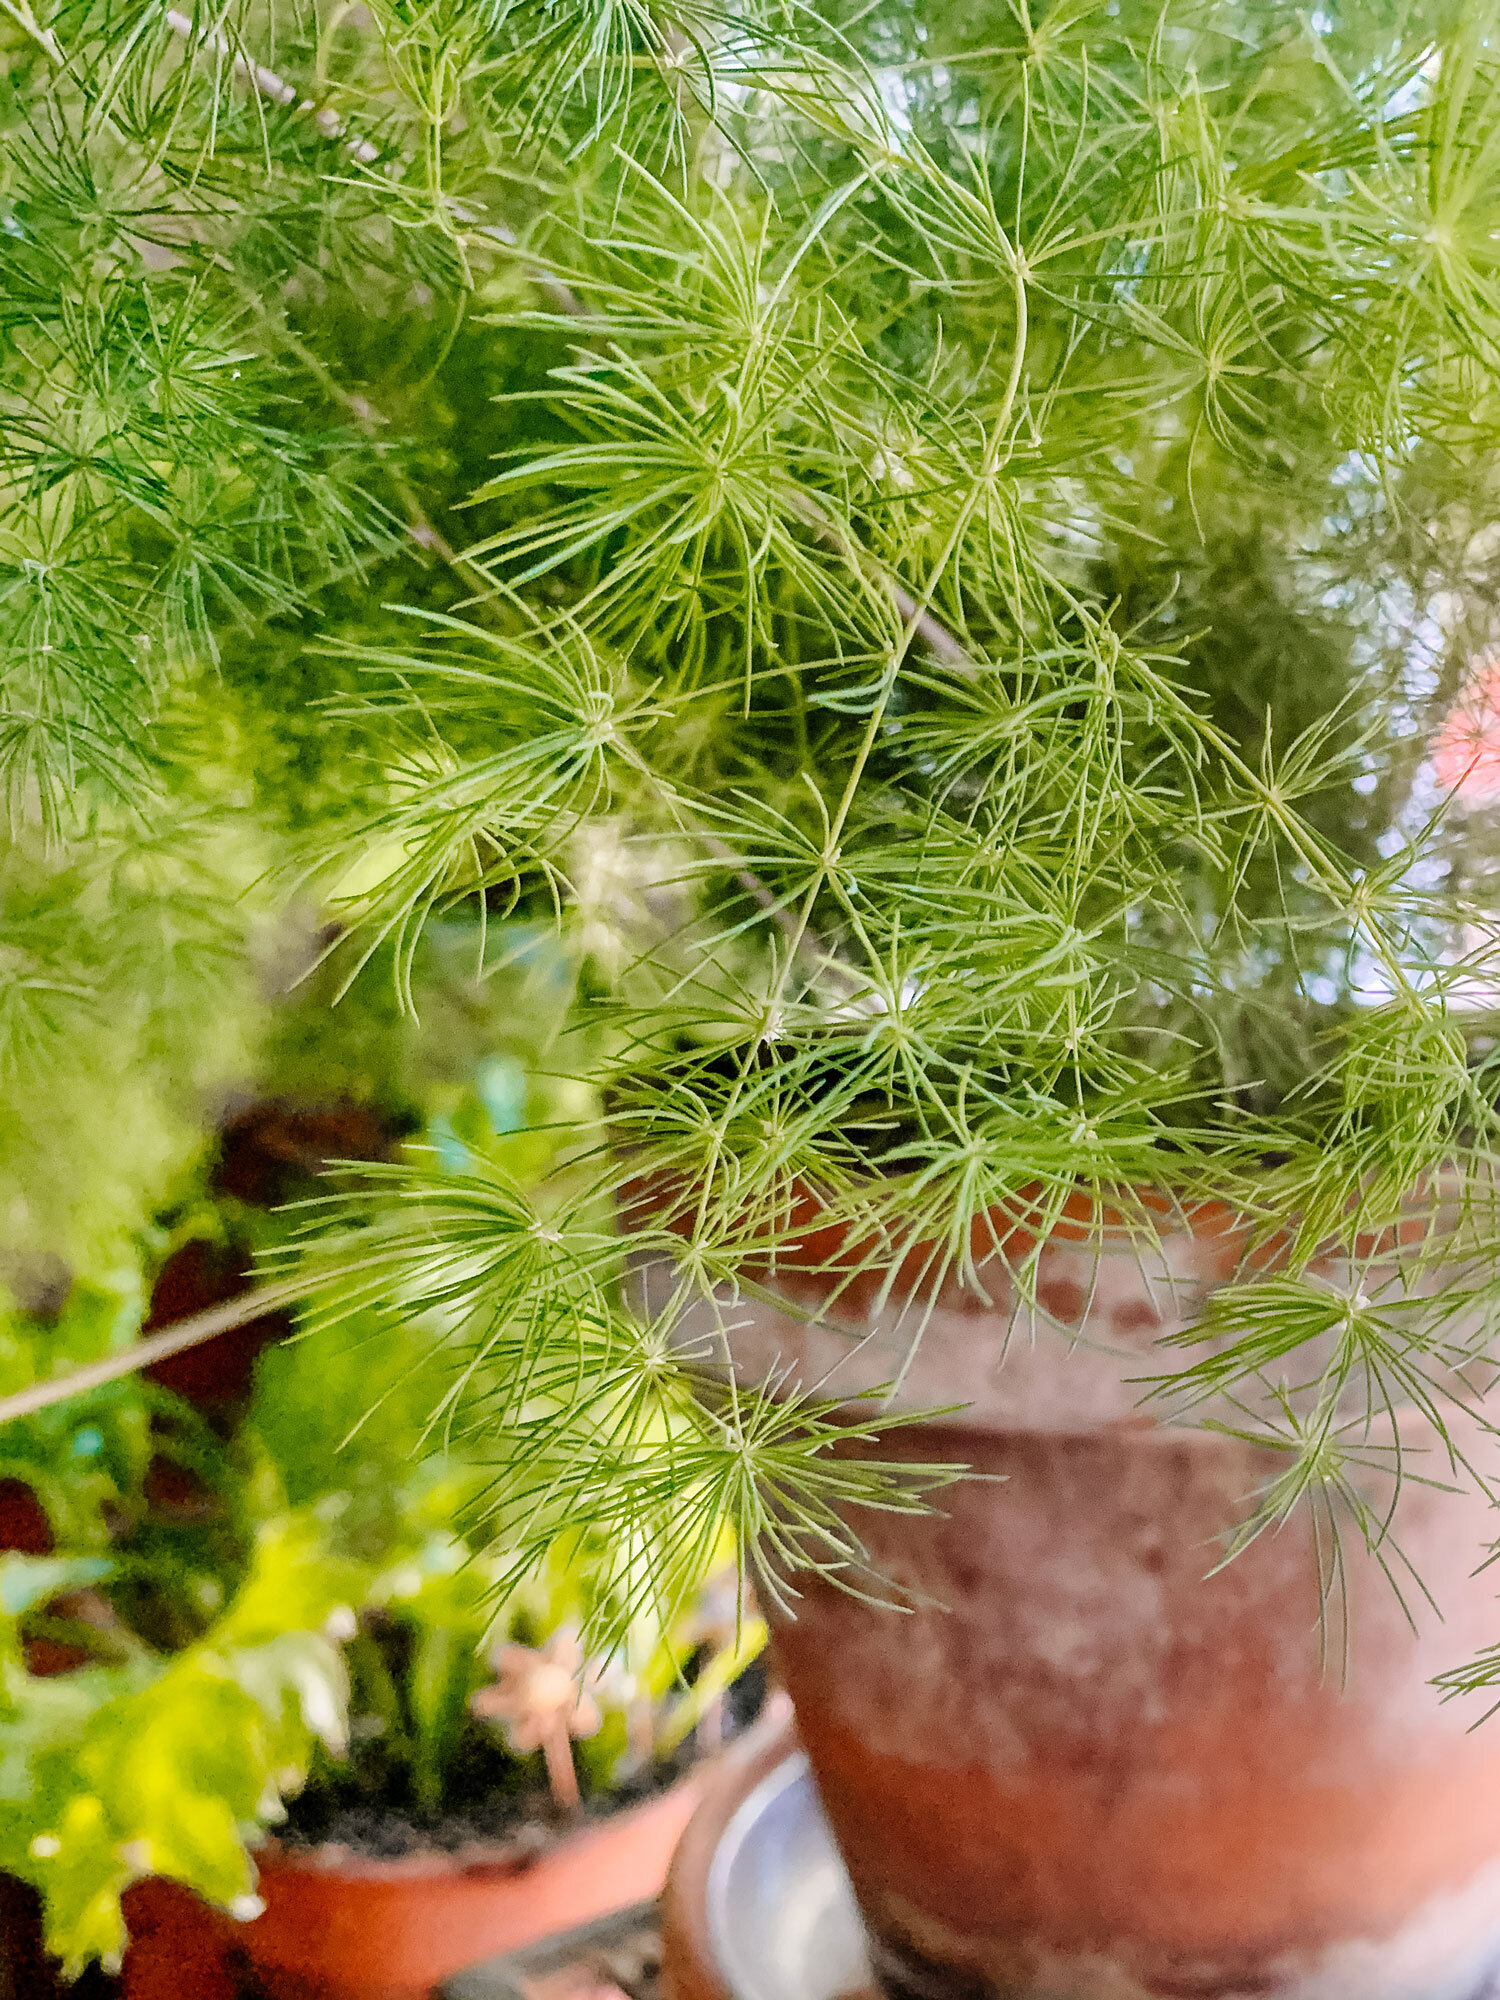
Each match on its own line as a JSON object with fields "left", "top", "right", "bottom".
{"left": 6, "top": 0, "right": 1500, "bottom": 1644}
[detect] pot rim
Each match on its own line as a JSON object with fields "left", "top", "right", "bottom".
{"left": 625, "top": 1169, "right": 1471, "bottom": 1275}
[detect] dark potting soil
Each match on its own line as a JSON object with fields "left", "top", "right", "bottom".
{"left": 274, "top": 1765, "right": 673, "bottom": 1863}
{"left": 277, "top": 1654, "right": 769, "bottom": 1864}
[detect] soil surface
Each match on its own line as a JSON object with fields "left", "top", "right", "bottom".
{"left": 274, "top": 1767, "right": 675, "bottom": 1862}
{"left": 278, "top": 1658, "right": 768, "bottom": 1863}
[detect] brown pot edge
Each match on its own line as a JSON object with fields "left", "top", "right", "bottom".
{"left": 660, "top": 1694, "right": 798, "bottom": 2000}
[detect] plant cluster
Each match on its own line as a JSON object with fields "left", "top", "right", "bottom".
{"left": 0, "top": 1081, "right": 757, "bottom": 1972}
{"left": 7, "top": 0, "right": 1500, "bottom": 1694}
{"left": 0, "top": 1269, "right": 359, "bottom": 1974}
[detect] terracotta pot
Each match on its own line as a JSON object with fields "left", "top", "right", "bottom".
{"left": 123, "top": 1774, "right": 707, "bottom": 2000}
{"left": 213, "top": 1099, "right": 400, "bottom": 1210}
{"left": 639, "top": 1194, "right": 1500, "bottom": 2000}
{"left": 120, "top": 1878, "right": 236, "bottom": 2000}
{"left": 0, "top": 1478, "right": 54, "bottom": 1557}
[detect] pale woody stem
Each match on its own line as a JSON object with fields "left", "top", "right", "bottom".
{"left": 543, "top": 1723, "right": 581, "bottom": 1811}
{"left": 0, "top": 1282, "right": 304, "bottom": 1427}
{"left": 162, "top": 8, "right": 379, "bottom": 161}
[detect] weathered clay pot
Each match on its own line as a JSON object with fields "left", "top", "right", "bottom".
{"left": 122, "top": 1773, "right": 707, "bottom": 2000}
{"left": 642, "top": 1192, "right": 1500, "bottom": 2000}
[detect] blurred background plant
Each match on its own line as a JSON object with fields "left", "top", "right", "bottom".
{"left": 0, "top": 931, "right": 761, "bottom": 1979}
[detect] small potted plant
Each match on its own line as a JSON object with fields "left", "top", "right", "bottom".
{"left": 166, "top": 1264, "right": 759, "bottom": 2000}
{"left": 247, "top": 1237, "right": 769, "bottom": 1996}
{"left": 0, "top": 1239, "right": 763, "bottom": 2000}
{"left": 209, "top": 1507, "right": 763, "bottom": 2000}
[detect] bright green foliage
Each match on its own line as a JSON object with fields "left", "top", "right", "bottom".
{"left": 0, "top": 1239, "right": 757, "bottom": 1965}
{"left": 0, "top": 1519, "right": 356, "bottom": 1975}
{"left": 0, "top": 809, "right": 261, "bottom": 1273}
{"left": 0, "top": 1282, "right": 151, "bottom": 1546}
{"left": 7, "top": 0, "right": 1500, "bottom": 1685}
{"left": 0, "top": 1275, "right": 361, "bottom": 1970}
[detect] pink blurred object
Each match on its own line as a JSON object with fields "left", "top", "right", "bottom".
{"left": 1433, "top": 657, "right": 1500, "bottom": 799}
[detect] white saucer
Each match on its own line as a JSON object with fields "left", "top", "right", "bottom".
{"left": 705, "top": 1750, "right": 873, "bottom": 2000}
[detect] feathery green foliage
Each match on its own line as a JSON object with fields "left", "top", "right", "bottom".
{"left": 8, "top": 0, "right": 1500, "bottom": 1656}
